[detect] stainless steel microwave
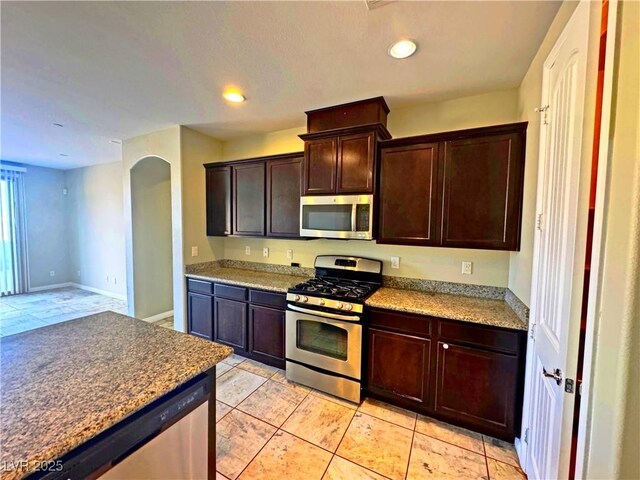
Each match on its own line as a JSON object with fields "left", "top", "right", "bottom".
{"left": 300, "top": 194, "right": 374, "bottom": 240}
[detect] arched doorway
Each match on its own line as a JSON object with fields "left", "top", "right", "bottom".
{"left": 130, "top": 156, "right": 173, "bottom": 321}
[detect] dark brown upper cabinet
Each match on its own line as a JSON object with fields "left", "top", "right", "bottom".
{"left": 233, "top": 162, "right": 265, "bottom": 236}
{"left": 303, "top": 137, "right": 337, "bottom": 194}
{"left": 378, "top": 142, "right": 440, "bottom": 245}
{"left": 377, "top": 122, "right": 527, "bottom": 251}
{"left": 205, "top": 152, "right": 303, "bottom": 238}
{"left": 300, "top": 125, "right": 391, "bottom": 195}
{"left": 440, "top": 132, "right": 525, "bottom": 250}
{"left": 337, "top": 132, "right": 376, "bottom": 193}
{"left": 266, "top": 154, "right": 303, "bottom": 237}
{"left": 205, "top": 165, "right": 231, "bottom": 236}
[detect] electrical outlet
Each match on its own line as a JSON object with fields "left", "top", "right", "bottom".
{"left": 263, "top": 247, "right": 269, "bottom": 258}
{"left": 77, "top": 270, "right": 81, "bottom": 277}
{"left": 106, "top": 276, "right": 109, "bottom": 284}
{"left": 391, "top": 256, "right": 400, "bottom": 269}
{"left": 49, "top": 270, "right": 55, "bottom": 277}
{"left": 462, "top": 261, "right": 473, "bottom": 275}
{"left": 114, "top": 278, "right": 117, "bottom": 285}
{"left": 286, "top": 249, "right": 293, "bottom": 259}
{"left": 191, "top": 246, "right": 199, "bottom": 257}
{"left": 245, "top": 246, "right": 251, "bottom": 256}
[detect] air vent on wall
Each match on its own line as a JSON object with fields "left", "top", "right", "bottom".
{"left": 364, "top": 0, "right": 395, "bottom": 10}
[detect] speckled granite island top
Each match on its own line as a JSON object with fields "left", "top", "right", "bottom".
{"left": 365, "top": 288, "right": 527, "bottom": 331}
{"left": 0, "top": 312, "right": 232, "bottom": 480}
{"left": 186, "top": 267, "right": 308, "bottom": 293}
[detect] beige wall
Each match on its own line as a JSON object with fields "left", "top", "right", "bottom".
{"left": 65, "top": 161, "right": 126, "bottom": 297}
{"left": 23, "top": 165, "right": 71, "bottom": 288}
{"left": 586, "top": 1, "right": 640, "bottom": 478}
{"left": 219, "top": 89, "right": 520, "bottom": 287}
{"left": 131, "top": 158, "right": 173, "bottom": 319}
{"left": 180, "top": 126, "right": 225, "bottom": 265}
{"left": 123, "top": 126, "right": 183, "bottom": 326}
{"left": 510, "top": 2, "right": 580, "bottom": 306}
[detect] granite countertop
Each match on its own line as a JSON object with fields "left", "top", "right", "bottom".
{"left": 0, "top": 312, "right": 233, "bottom": 480}
{"left": 365, "top": 287, "right": 527, "bottom": 331}
{"left": 186, "top": 267, "right": 308, "bottom": 293}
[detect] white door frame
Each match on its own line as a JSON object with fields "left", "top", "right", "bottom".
{"left": 574, "top": 0, "right": 619, "bottom": 477}
{"left": 518, "top": 1, "right": 593, "bottom": 477}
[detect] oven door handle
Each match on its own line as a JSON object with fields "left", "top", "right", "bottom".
{"left": 287, "top": 304, "right": 361, "bottom": 322}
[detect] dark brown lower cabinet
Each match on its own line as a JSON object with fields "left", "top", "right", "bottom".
{"left": 368, "top": 329, "right": 430, "bottom": 406}
{"left": 434, "top": 341, "right": 518, "bottom": 436}
{"left": 214, "top": 298, "right": 247, "bottom": 354}
{"left": 187, "top": 292, "right": 213, "bottom": 340}
{"left": 187, "top": 280, "right": 286, "bottom": 368}
{"left": 366, "top": 308, "right": 526, "bottom": 441}
{"left": 249, "top": 305, "right": 285, "bottom": 366}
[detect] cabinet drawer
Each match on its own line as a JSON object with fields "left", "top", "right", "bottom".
{"left": 214, "top": 284, "right": 247, "bottom": 301}
{"left": 369, "top": 309, "right": 432, "bottom": 338}
{"left": 187, "top": 278, "right": 214, "bottom": 295}
{"left": 438, "top": 320, "right": 520, "bottom": 355}
{"left": 249, "top": 289, "right": 286, "bottom": 309}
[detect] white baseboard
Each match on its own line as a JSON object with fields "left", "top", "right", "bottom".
{"left": 71, "top": 283, "right": 127, "bottom": 301}
{"left": 141, "top": 310, "right": 174, "bottom": 323}
{"left": 29, "top": 282, "right": 74, "bottom": 292}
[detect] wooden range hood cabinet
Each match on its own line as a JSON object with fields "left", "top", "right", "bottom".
{"left": 299, "top": 97, "right": 392, "bottom": 196}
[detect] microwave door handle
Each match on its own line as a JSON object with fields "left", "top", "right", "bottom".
{"left": 351, "top": 203, "right": 357, "bottom": 232}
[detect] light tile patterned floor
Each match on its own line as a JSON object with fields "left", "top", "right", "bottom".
{"left": 0, "top": 287, "right": 127, "bottom": 337}
{"left": 215, "top": 355, "right": 528, "bottom": 480}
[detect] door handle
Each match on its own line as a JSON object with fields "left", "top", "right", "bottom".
{"left": 543, "top": 367, "right": 563, "bottom": 386}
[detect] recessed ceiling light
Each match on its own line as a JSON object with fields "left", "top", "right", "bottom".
{"left": 53, "top": 123, "right": 64, "bottom": 127}
{"left": 388, "top": 39, "right": 417, "bottom": 59}
{"left": 59, "top": 153, "right": 69, "bottom": 157}
{"left": 222, "top": 89, "right": 246, "bottom": 103}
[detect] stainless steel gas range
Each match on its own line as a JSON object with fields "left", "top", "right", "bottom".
{"left": 285, "top": 255, "right": 382, "bottom": 403}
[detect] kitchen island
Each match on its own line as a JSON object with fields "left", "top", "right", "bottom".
{"left": 0, "top": 312, "right": 232, "bottom": 480}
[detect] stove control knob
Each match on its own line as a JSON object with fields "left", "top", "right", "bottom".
{"left": 294, "top": 295, "right": 301, "bottom": 302}
{"left": 318, "top": 299, "right": 325, "bottom": 306}
{"left": 344, "top": 304, "right": 353, "bottom": 311}
{"left": 337, "top": 302, "right": 344, "bottom": 310}
{"left": 301, "top": 296, "right": 308, "bottom": 303}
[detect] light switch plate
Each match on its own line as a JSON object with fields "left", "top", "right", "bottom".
{"left": 391, "top": 256, "right": 400, "bottom": 269}
{"left": 263, "top": 247, "right": 269, "bottom": 258}
{"left": 462, "top": 261, "right": 473, "bottom": 275}
{"left": 286, "top": 249, "right": 293, "bottom": 259}
{"left": 191, "top": 246, "right": 199, "bottom": 257}
{"left": 245, "top": 246, "right": 251, "bottom": 256}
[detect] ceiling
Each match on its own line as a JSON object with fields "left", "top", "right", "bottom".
{"left": 1, "top": 1, "right": 561, "bottom": 170}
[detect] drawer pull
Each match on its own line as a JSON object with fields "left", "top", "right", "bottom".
{"left": 442, "top": 343, "right": 449, "bottom": 349}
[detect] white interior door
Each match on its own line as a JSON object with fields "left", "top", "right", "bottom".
{"left": 522, "top": 2, "right": 590, "bottom": 479}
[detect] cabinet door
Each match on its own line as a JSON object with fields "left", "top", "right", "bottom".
{"left": 367, "top": 328, "right": 431, "bottom": 406}
{"left": 248, "top": 305, "right": 285, "bottom": 367}
{"left": 266, "top": 156, "right": 302, "bottom": 237}
{"left": 233, "top": 162, "right": 265, "bottom": 236}
{"left": 336, "top": 132, "right": 375, "bottom": 194}
{"left": 187, "top": 292, "right": 213, "bottom": 340}
{"left": 378, "top": 143, "right": 439, "bottom": 245}
{"left": 440, "top": 133, "right": 525, "bottom": 250}
{"left": 303, "top": 137, "right": 337, "bottom": 194}
{"left": 434, "top": 341, "right": 518, "bottom": 435}
{"left": 214, "top": 297, "right": 247, "bottom": 352}
{"left": 206, "top": 166, "right": 231, "bottom": 236}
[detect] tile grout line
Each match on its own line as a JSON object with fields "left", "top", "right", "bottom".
{"left": 483, "top": 436, "right": 491, "bottom": 480}
{"left": 404, "top": 425, "right": 417, "bottom": 480}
